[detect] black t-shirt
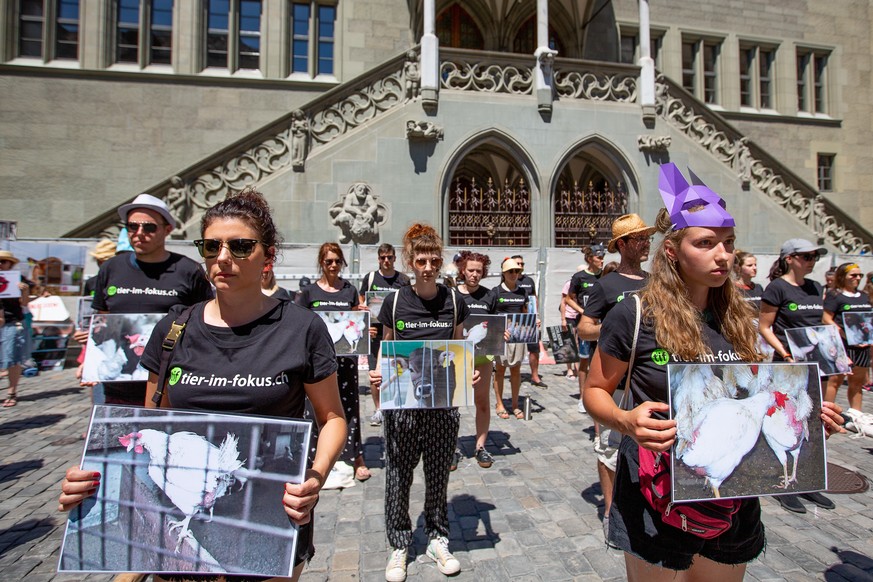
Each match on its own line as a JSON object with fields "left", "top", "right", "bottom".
{"left": 761, "top": 278, "right": 824, "bottom": 346}
{"left": 359, "top": 270, "right": 411, "bottom": 294}
{"left": 599, "top": 298, "right": 742, "bottom": 420}
{"left": 824, "top": 290, "right": 873, "bottom": 335}
{"left": 458, "top": 286, "right": 498, "bottom": 314}
{"left": 517, "top": 274, "right": 536, "bottom": 297}
{"left": 141, "top": 301, "right": 337, "bottom": 417}
{"left": 296, "top": 279, "right": 359, "bottom": 311}
{"left": 584, "top": 272, "right": 648, "bottom": 322}
{"left": 737, "top": 283, "right": 764, "bottom": 310}
{"left": 269, "top": 287, "right": 294, "bottom": 303}
{"left": 569, "top": 269, "right": 601, "bottom": 309}
{"left": 378, "top": 285, "right": 469, "bottom": 340}
{"left": 491, "top": 283, "right": 528, "bottom": 314}
{"left": 91, "top": 252, "right": 213, "bottom": 313}
{"left": 84, "top": 276, "right": 98, "bottom": 297}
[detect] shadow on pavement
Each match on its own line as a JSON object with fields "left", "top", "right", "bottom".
{"left": 580, "top": 483, "right": 606, "bottom": 520}
{"left": 825, "top": 546, "right": 873, "bottom": 580}
{"left": 0, "top": 517, "right": 58, "bottom": 557}
{"left": 449, "top": 493, "right": 499, "bottom": 546}
{"left": 17, "top": 386, "right": 85, "bottom": 402}
{"left": 0, "top": 413, "right": 67, "bottom": 434}
{"left": 484, "top": 431, "right": 521, "bottom": 458}
{"left": 0, "top": 460, "right": 44, "bottom": 484}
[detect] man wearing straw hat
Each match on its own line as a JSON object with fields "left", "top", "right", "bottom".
{"left": 577, "top": 213, "right": 656, "bottom": 540}
{"left": 87, "top": 194, "right": 212, "bottom": 406}
{"left": 0, "top": 250, "right": 34, "bottom": 407}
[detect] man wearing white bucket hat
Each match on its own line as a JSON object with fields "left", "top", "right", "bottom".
{"left": 87, "top": 194, "right": 212, "bottom": 405}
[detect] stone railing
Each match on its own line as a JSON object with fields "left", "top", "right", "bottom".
{"left": 655, "top": 75, "right": 872, "bottom": 253}
{"left": 439, "top": 48, "right": 639, "bottom": 104}
{"left": 65, "top": 50, "right": 413, "bottom": 239}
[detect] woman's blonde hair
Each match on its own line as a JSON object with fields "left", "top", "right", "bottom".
{"left": 639, "top": 208, "right": 763, "bottom": 362}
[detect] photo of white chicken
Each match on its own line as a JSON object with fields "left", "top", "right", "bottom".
{"left": 758, "top": 365, "right": 813, "bottom": 489}
{"left": 669, "top": 363, "right": 826, "bottom": 502}
{"left": 316, "top": 311, "right": 369, "bottom": 355}
{"left": 119, "top": 429, "right": 246, "bottom": 552}
{"left": 460, "top": 315, "right": 506, "bottom": 357}
{"left": 463, "top": 321, "right": 488, "bottom": 346}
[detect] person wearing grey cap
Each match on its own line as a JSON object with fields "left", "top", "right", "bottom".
{"left": 759, "top": 237, "right": 834, "bottom": 514}
{"left": 85, "top": 193, "right": 213, "bottom": 406}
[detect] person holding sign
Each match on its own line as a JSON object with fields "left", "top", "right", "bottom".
{"left": 59, "top": 190, "right": 347, "bottom": 581}
{"left": 584, "top": 164, "right": 844, "bottom": 580}
{"left": 297, "top": 243, "right": 371, "bottom": 481}
{"left": 369, "top": 224, "right": 471, "bottom": 581}
{"left": 0, "top": 250, "right": 33, "bottom": 407}
{"left": 823, "top": 262, "right": 873, "bottom": 435}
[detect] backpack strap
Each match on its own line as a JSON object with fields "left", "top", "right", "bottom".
{"left": 151, "top": 304, "right": 196, "bottom": 406}
{"left": 617, "top": 293, "right": 642, "bottom": 411}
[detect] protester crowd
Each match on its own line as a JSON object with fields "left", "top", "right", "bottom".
{"left": 0, "top": 163, "right": 863, "bottom": 581}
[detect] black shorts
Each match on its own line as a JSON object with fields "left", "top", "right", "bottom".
{"left": 526, "top": 342, "right": 539, "bottom": 353}
{"left": 608, "top": 437, "right": 765, "bottom": 571}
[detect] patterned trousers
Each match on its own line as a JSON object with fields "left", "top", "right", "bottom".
{"left": 305, "top": 356, "right": 361, "bottom": 463}
{"left": 383, "top": 408, "right": 460, "bottom": 549}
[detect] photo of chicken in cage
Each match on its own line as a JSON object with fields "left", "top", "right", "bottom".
{"left": 59, "top": 405, "right": 312, "bottom": 576}
{"left": 843, "top": 311, "right": 873, "bottom": 346}
{"left": 82, "top": 313, "right": 164, "bottom": 383}
{"left": 667, "top": 363, "right": 827, "bottom": 503}
{"left": 785, "top": 325, "right": 852, "bottom": 376}
{"left": 461, "top": 314, "right": 506, "bottom": 357}
{"left": 313, "top": 310, "right": 370, "bottom": 356}
{"left": 507, "top": 313, "right": 539, "bottom": 344}
{"left": 546, "top": 325, "right": 580, "bottom": 364}
{"left": 379, "top": 340, "right": 474, "bottom": 409}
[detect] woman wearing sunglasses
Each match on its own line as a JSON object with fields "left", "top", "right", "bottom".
{"left": 296, "top": 243, "right": 371, "bottom": 481}
{"left": 823, "top": 263, "right": 873, "bottom": 435}
{"left": 759, "top": 238, "right": 834, "bottom": 514}
{"left": 492, "top": 257, "right": 529, "bottom": 420}
{"left": 369, "top": 224, "right": 472, "bottom": 582}
{"left": 59, "top": 190, "right": 347, "bottom": 581}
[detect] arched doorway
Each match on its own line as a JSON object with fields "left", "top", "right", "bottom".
{"left": 552, "top": 144, "right": 634, "bottom": 248}
{"left": 447, "top": 143, "right": 532, "bottom": 247}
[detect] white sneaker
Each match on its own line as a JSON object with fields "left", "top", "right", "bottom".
{"left": 426, "top": 536, "right": 460, "bottom": 575}
{"left": 370, "top": 410, "right": 383, "bottom": 426}
{"left": 385, "top": 548, "right": 408, "bottom": 582}
{"left": 577, "top": 400, "right": 588, "bottom": 414}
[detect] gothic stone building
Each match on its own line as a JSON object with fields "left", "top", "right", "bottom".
{"left": 1, "top": 0, "right": 871, "bottom": 256}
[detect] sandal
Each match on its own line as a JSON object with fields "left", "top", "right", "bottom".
{"left": 355, "top": 466, "right": 372, "bottom": 481}
{"left": 496, "top": 409, "right": 510, "bottom": 419}
{"left": 513, "top": 408, "right": 525, "bottom": 419}
{"left": 3, "top": 395, "right": 17, "bottom": 408}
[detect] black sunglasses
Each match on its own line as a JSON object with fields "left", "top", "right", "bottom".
{"left": 193, "top": 238, "right": 261, "bottom": 259}
{"left": 792, "top": 252, "right": 819, "bottom": 262}
{"left": 126, "top": 221, "right": 160, "bottom": 234}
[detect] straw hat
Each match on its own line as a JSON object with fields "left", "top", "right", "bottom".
{"left": 607, "top": 214, "right": 656, "bottom": 253}
{"left": 89, "top": 239, "right": 117, "bottom": 261}
{"left": 0, "top": 250, "right": 20, "bottom": 266}
{"left": 501, "top": 258, "right": 522, "bottom": 272}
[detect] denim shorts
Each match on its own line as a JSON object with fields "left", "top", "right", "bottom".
{"left": 608, "top": 436, "right": 765, "bottom": 571}
{"left": 1, "top": 323, "right": 27, "bottom": 369}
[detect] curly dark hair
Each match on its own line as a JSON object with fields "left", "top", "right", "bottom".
{"left": 201, "top": 188, "right": 283, "bottom": 261}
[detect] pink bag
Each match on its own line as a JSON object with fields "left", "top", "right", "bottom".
{"left": 638, "top": 446, "right": 741, "bottom": 539}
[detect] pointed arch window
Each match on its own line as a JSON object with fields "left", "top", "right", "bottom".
{"left": 436, "top": 4, "right": 483, "bottom": 50}
{"left": 512, "top": 15, "right": 564, "bottom": 55}
{"left": 448, "top": 176, "right": 531, "bottom": 247}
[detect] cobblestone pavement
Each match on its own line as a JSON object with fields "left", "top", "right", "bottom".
{"left": 2, "top": 365, "right": 873, "bottom": 581}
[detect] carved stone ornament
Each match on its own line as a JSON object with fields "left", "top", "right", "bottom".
{"left": 328, "top": 182, "right": 389, "bottom": 244}
{"left": 290, "top": 109, "right": 310, "bottom": 171}
{"left": 654, "top": 75, "right": 872, "bottom": 253}
{"left": 403, "top": 50, "right": 421, "bottom": 102}
{"left": 441, "top": 58, "right": 534, "bottom": 94}
{"left": 637, "top": 135, "right": 672, "bottom": 152}
{"left": 406, "top": 120, "right": 444, "bottom": 141}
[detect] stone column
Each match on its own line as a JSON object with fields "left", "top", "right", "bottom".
{"left": 534, "top": 0, "right": 556, "bottom": 113}
{"left": 639, "top": 0, "right": 656, "bottom": 122}
{"left": 420, "top": 0, "right": 439, "bottom": 108}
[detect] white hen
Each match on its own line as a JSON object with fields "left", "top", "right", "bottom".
{"left": 671, "top": 364, "right": 737, "bottom": 458}
{"left": 119, "top": 429, "right": 245, "bottom": 552}
{"left": 758, "top": 365, "right": 813, "bottom": 489}
{"left": 463, "top": 322, "right": 489, "bottom": 347}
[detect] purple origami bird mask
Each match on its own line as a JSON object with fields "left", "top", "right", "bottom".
{"left": 658, "top": 163, "right": 736, "bottom": 229}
